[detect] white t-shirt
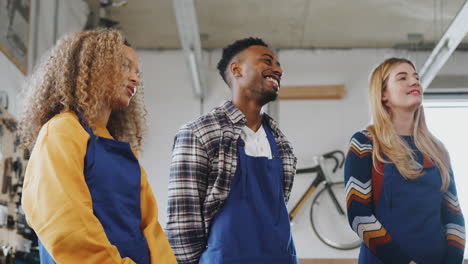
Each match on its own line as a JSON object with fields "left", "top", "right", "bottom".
{"left": 240, "top": 124, "right": 272, "bottom": 159}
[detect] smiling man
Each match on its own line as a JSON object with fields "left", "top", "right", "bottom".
{"left": 166, "top": 38, "right": 299, "bottom": 264}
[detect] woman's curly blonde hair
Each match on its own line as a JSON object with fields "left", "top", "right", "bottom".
{"left": 19, "top": 29, "right": 146, "bottom": 151}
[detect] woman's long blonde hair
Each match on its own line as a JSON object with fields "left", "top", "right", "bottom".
{"left": 367, "top": 58, "right": 450, "bottom": 191}
{"left": 19, "top": 29, "right": 146, "bottom": 151}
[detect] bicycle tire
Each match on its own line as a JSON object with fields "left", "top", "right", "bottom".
{"left": 310, "top": 181, "right": 361, "bottom": 250}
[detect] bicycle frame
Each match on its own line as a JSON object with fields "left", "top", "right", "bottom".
{"left": 288, "top": 150, "right": 345, "bottom": 222}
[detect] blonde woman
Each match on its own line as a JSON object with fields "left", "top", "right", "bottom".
{"left": 344, "top": 58, "right": 465, "bottom": 264}
{"left": 20, "top": 29, "right": 176, "bottom": 264}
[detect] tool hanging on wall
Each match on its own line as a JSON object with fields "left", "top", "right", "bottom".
{"left": 0, "top": 105, "right": 36, "bottom": 262}
{"left": 22, "top": 148, "right": 30, "bottom": 161}
{"left": 12, "top": 157, "right": 22, "bottom": 179}
{"left": 13, "top": 136, "right": 20, "bottom": 153}
{"left": 6, "top": 215, "right": 14, "bottom": 229}
{"left": 2, "top": 158, "right": 12, "bottom": 195}
{"left": 2, "top": 118, "right": 17, "bottom": 133}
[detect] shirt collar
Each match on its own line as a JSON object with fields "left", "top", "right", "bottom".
{"left": 221, "top": 100, "right": 246, "bottom": 125}
{"left": 220, "top": 100, "right": 279, "bottom": 132}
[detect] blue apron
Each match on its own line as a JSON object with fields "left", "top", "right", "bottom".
{"left": 39, "top": 116, "right": 150, "bottom": 264}
{"left": 199, "top": 122, "right": 298, "bottom": 264}
{"left": 359, "top": 137, "right": 446, "bottom": 264}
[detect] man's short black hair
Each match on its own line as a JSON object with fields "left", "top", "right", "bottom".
{"left": 217, "top": 37, "right": 268, "bottom": 84}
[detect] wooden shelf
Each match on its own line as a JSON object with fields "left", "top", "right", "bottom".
{"left": 278, "top": 85, "right": 345, "bottom": 100}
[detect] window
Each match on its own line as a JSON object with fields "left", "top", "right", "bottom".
{"left": 425, "top": 101, "right": 468, "bottom": 257}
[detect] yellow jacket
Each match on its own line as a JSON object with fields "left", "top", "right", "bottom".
{"left": 22, "top": 112, "right": 177, "bottom": 264}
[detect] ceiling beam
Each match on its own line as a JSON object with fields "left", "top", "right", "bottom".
{"left": 419, "top": 1, "right": 468, "bottom": 90}
{"left": 84, "top": 0, "right": 100, "bottom": 29}
{"left": 173, "top": 0, "right": 206, "bottom": 99}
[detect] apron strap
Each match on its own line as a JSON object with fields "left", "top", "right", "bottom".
{"left": 74, "top": 111, "right": 96, "bottom": 137}
{"left": 237, "top": 138, "right": 249, "bottom": 201}
{"left": 263, "top": 120, "right": 280, "bottom": 159}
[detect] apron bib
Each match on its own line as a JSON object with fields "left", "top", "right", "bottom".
{"left": 359, "top": 139, "right": 445, "bottom": 264}
{"left": 39, "top": 115, "right": 150, "bottom": 264}
{"left": 199, "top": 122, "right": 298, "bottom": 264}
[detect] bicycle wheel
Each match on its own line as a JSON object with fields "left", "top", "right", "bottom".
{"left": 310, "top": 181, "right": 361, "bottom": 250}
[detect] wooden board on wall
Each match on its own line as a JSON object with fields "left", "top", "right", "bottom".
{"left": 278, "top": 85, "right": 345, "bottom": 100}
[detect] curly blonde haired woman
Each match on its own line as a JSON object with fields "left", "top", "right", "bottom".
{"left": 344, "top": 58, "right": 465, "bottom": 264}
{"left": 20, "top": 29, "right": 176, "bottom": 264}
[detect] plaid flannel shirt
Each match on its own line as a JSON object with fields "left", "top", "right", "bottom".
{"left": 166, "top": 100, "right": 297, "bottom": 264}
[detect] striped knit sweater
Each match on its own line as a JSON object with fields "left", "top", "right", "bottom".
{"left": 345, "top": 130, "right": 465, "bottom": 264}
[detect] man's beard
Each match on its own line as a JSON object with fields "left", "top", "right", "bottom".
{"left": 257, "top": 88, "right": 278, "bottom": 106}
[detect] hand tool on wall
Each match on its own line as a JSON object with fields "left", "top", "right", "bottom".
{"left": 2, "top": 158, "right": 12, "bottom": 194}
{"left": 12, "top": 158, "right": 22, "bottom": 179}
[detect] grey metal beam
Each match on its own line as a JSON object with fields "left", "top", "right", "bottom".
{"left": 85, "top": 0, "right": 100, "bottom": 29}
{"left": 173, "top": 0, "right": 207, "bottom": 99}
{"left": 419, "top": 1, "right": 468, "bottom": 90}
{"left": 28, "top": 0, "right": 39, "bottom": 73}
